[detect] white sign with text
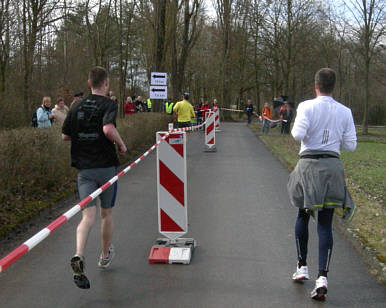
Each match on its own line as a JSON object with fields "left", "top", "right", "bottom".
{"left": 150, "top": 86, "right": 167, "bottom": 99}
{"left": 151, "top": 72, "right": 167, "bottom": 85}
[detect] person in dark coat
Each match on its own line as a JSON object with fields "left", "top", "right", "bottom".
{"left": 280, "top": 101, "right": 294, "bottom": 134}
{"left": 245, "top": 99, "right": 254, "bottom": 124}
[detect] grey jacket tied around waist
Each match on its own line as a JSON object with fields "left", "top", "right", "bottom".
{"left": 287, "top": 150, "right": 354, "bottom": 212}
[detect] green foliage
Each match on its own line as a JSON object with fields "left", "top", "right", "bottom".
{"left": 0, "top": 113, "right": 169, "bottom": 238}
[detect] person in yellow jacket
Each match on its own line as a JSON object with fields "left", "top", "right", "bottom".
{"left": 173, "top": 92, "right": 195, "bottom": 128}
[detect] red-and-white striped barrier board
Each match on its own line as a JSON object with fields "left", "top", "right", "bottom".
{"left": 215, "top": 108, "right": 220, "bottom": 130}
{"left": 156, "top": 131, "right": 187, "bottom": 240}
{"left": 205, "top": 111, "right": 216, "bottom": 149}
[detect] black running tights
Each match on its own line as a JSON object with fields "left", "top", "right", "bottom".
{"left": 295, "top": 208, "right": 334, "bottom": 276}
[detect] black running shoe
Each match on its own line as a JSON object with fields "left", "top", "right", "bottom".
{"left": 70, "top": 254, "right": 90, "bottom": 289}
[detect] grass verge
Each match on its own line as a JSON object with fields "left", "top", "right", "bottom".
{"left": 250, "top": 122, "right": 386, "bottom": 283}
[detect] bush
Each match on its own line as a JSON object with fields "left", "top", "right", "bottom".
{"left": 0, "top": 113, "right": 170, "bottom": 237}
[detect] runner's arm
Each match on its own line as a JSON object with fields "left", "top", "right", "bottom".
{"left": 342, "top": 111, "right": 357, "bottom": 152}
{"left": 62, "top": 134, "right": 71, "bottom": 141}
{"left": 291, "top": 103, "right": 309, "bottom": 141}
{"left": 61, "top": 110, "right": 72, "bottom": 141}
{"left": 103, "top": 123, "right": 127, "bottom": 154}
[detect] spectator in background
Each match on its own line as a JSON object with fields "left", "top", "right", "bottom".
{"left": 164, "top": 98, "right": 174, "bottom": 115}
{"left": 260, "top": 102, "right": 272, "bottom": 134}
{"left": 124, "top": 97, "right": 135, "bottom": 115}
{"left": 145, "top": 97, "right": 152, "bottom": 112}
{"left": 211, "top": 98, "right": 219, "bottom": 111}
{"left": 201, "top": 100, "right": 211, "bottom": 121}
{"left": 196, "top": 98, "right": 204, "bottom": 125}
{"left": 52, "top": 97, "right": 69, "bottom": 126}
{"left": 71, "top": 93, "right": 83, "bottom": 108}
{"left": 280, "top": 101, "right": 294, "bottom": 134}
{"left": 198, "top": 97, "right": 204, "bottom": 110}
{"left": 110, "top": 96, "right": 118, "bottom": 104}
{"left": 245, "top": 99, "right": 254, "bottom": 124}
{"left": 37, "top": 96, "right": 54, "bottom": 128}
{"left": 135, "top": 96, "right": 145, "bottom": 112}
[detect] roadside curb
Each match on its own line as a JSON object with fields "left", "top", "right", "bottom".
{"left": 255, "top": 130, "right": 386, "bottom": 284}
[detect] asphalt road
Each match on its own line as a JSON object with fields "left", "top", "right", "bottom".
{"left": 0, "top": 123, "right": 385, "bottom": 308}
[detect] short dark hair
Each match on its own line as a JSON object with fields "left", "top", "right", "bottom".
{"left": 315, "top": 68, "right": 336, "bottom": 94}
{"left": 89, "top": 66, "right": 108, "bottom": 88}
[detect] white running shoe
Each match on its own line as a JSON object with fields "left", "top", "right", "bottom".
{"left": 311, "top": 276, "right": 328, "bottom": 301}
{"left": 292, "top": 265, "right": 310, "bottom": 281}
{"left": 98, "top": 245, "right": 115, "bottom": 268}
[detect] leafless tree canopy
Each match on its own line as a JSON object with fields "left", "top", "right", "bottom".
{"left": 0, "top": 0, "right": 384, "bottom": 127}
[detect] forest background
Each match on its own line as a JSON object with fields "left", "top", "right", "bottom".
{"left": 0, "top": 0, "right": 385, "bottom": 130}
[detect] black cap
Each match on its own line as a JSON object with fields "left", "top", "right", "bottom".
{"left": 74, "top": 92, "right": 83, "bottom": 98}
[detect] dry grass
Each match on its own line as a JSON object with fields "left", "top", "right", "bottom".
{"left": 0, "top": 113, "right": 170, "bottom": 238}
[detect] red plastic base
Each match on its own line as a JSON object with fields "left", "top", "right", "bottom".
{"left": 148, "top": 247, "right": 171, "bottom": 264}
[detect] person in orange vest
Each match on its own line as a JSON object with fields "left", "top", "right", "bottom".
{"left": 261, "top": 102, "right": 273, "bottom": 134}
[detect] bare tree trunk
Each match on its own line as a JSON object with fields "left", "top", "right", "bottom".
{"left": 170, "top": 0, "right": 201, "bottom": 101}
{"left": 215, "top": 0, "right": 233, "bottom": 106}
{"left": 152, "top": 0, "right": 166, "bottom": 111}
{"left": 0, "top": 0, "right": 10, "bottom": 94}
{"left": 154, "top": 0, "right": 166, "bottom": 72}
{"left": 341, "top": 0, "right": 385, "bottom": 133}
{"left": 284, "top": 0, "right": 292, "bottom": 95}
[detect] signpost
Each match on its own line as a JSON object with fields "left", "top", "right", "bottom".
{"left": 151, "top": 72, "right": 167, "bottom": 85}
{"left": 149, "top": 72, "right": 168, "bottom": 106}
{"left": 150, "top": 86, "right": 167, "bottom": 99}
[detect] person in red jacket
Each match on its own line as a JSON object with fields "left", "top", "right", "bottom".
{"left": 261, "top": 102, "right": 272, "bottom": 134}
{"left": 199, "top": 101, "right": 211, "bottom": 130}
{"left": 124, "top": 97, "right": 135, "bottom": 115}
{"left": 201, "top": 100, "right": 211, "bottom": 118}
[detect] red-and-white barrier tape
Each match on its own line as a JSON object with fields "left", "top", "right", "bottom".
{"left": 260, "top": 115, "right": 286, "bottom": 123}
{"left": 221, "top": 107, "right": 286, "bottom": 122}
{"left": 169, "top": 118, "right": 208, "bottom": 133}
{"left": 0, "top": 136, "right": 170, "bottom": 272}
{"left": 0, "top": 118, "right": 208, "bottom": 272}
{"left": 220, "top": 107, "right": 245, "bottom": 112}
